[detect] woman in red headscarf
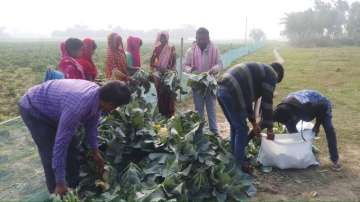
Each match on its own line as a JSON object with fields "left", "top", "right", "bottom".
{"left": 126, "top": 36, "right": 142, "bottom": 68}
{"left": 77, "top": 38, "right": 98, "bottom": 81}
{"left": 105, "top": 33, "right": 130, "bottom": 81}
{"left": 150, "top": 31, "right": 177, "bottom": 118}
{"left": 59, "top": 38, "right": 85, "bottom": 79}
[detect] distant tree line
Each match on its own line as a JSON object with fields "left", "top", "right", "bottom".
{"left": 51, "top": 25, "right": 197, "bottom": 42}
{"left": 282, "top": 0, "right": 360, "bottom": 47}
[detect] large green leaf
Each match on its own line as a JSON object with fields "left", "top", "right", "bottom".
{"left": 120, "top": 163, "right": 143, "bottom": 188}
{"left": 136, "top": 185, "right": 166, "bottom": 202}
{"left": 184, "top": 72, "right": 218, "bottom": 97}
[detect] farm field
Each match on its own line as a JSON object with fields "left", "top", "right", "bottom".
{"left": 0, "top": 41, "right": 241, "bottom": 122}
{"left": 180, "top": 42, "right": 360, "bottom": 201}
{"left": 1, "top": 41, "right": 360, "bottom": 201}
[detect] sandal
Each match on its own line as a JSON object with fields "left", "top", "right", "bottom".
{"left": 332, "top": 162, "right": 342, "bottom": 172}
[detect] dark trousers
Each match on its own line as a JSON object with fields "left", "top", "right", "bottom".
{"left": 217, "top": 87, "right": 249, "bottom": 165}
{"left": 154, "top": 77, "right": 176, "bottom": 118}
{"left": 19, "top": 107, "right": 80, "bottom": 193}
{"left": 285, "top": 106, "right": 339, "bottom": 163}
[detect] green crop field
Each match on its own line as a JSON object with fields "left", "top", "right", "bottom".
{"left": 1, "top": 41, "right": 359, "bottom": 201}
{"left": 0, "top": 41, "right": 240, "bottom": 122}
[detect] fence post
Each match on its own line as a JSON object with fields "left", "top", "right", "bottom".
{"left": 179, "top": 37, "right": 184, "bottom": 101}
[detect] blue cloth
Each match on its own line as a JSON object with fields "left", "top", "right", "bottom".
{"left": 286, "top": 90, "right": 324, "bottom": 104}
{"left": 19, "top": 106, "right": 80, "bottom": 193}
{"left": 44, "top": 69, "right": 65, "bottom": 82}
{"left": 287, "top": 89, "right": 332, "bottom": 120}
{"left": 285, "top": 101, "right": 339, "bottom": 163}
{"left": 217, "top": 86, "right": 248, "bottom": 164}
{"left": 192, "top": 87, "right": 218, "bottom": 134}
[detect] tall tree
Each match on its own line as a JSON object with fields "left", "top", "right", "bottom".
{"left": 249, "top": 29, "right": 266, "bottom": 42}
{"left": 347, "top": 2, "right": 360, "bottom": 44}
{"left": 282, "top": 0, "right": 350, "bottom": 46}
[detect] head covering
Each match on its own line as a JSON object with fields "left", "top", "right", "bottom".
{"left": 105, "top": 33, "right": 128, "bottom": 80}
{"left": 126, "top": 36, "right": 142, "bottom": 67}
{"left": 154, "top": 31, "right": 169, "bottom": 47}
{"left": 60, "top": 42, "right": 69, "bottom": 57}
{"left": 152, "top": 31, "right": 175, "bottom": 70}
{"left": 58, "top": 41, "right": 85, "bottom": 79}
{"left": 77, "top": 38, "right": 98, "bottom": 81}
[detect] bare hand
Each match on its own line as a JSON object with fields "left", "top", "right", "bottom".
{"left": 130, "top": 78, "right": 140, "bottom": 85}
{"left": 92, "top": 150, "right": 105, "bottom": 176}
{"left": 267, "top": 129, "right": 275, "bottom": 140}
{"left": 159, "top": 68, "right": 167, "bottom": 74}
{"left": 54, "top": 183, "right": 68, "bottom": 196}
{"left": 251, "top": 122, "right": 261, "bottom": 137}
{"left": 209, "top": 68, "right": 218, "bottom": 75}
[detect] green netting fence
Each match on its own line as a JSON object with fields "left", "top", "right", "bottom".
{"left": 0, "top": 42, "right": 263, "bottom": 202}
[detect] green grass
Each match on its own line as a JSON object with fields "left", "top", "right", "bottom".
{"left": 231, "top": 43, "right": 360, "bottom": 201}
{"left": 235, "top": 42, "right": 360, "bottom": 144}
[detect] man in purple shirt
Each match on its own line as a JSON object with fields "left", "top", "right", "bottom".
{"left": 18, "top": 79, "right": 131, "bottom": 196}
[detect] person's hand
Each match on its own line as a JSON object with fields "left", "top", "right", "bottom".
{"left": 251, "top": 122, "right": 261, "bottom": 137}
{"left": 159, "top": 68, "right": 167, "bottom": 74}
{"left": 209, "top": 68, "right": 218, "bottom": 75}
{"left": 92, "top": 150, "right": 105, "bottom": 176}
{"left": 129, "top": 77, "right": 140, "bottom": 85}
{"left": 54, "top": 183, "right": 68, "bottom": 196}
{"left": 267, "top": 128, "right": 275, "bottom": 140}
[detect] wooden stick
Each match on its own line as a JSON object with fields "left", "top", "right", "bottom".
{"left": 179, "top": 37, "right": 184, "bottom": 101}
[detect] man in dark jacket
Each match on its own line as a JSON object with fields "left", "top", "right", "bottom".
{"left": 217, "top": 62, "right": 284, "bottom": 169}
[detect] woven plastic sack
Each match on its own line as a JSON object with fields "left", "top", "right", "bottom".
{"left": 257, "top": 123, "right": 319, "bottom": 169}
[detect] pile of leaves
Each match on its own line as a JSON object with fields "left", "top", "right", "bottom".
{"left": 130, "top": 69, "right": 153, "bottom": 96}
{"left": 153, "top": 71, "right": 185, "bottom": 99}
{"left": 184, "top": 72, "right": 218, "bottom": 97}
{"left": 72, "top": 82, "right": 254, "bottom": 202}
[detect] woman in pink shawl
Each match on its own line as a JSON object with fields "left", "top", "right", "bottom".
{"left": 126, "top": 36, "right": 142, "bottom": 68}
{"left": 150, "top": 31, "right": 177, "bottom": 118}
{"left": 58, "top": 38, "right": 85, "bottom": 79}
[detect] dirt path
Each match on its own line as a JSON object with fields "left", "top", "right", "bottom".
{"left": 178, "top": 48, "right": 360, "bottom": 201}
{"left": 273, "top": 48, "right": 285, "bottom": 64}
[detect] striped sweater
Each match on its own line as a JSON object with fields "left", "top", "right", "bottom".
{"left": 218, "top": 62, "right": 278, "bottom": 128}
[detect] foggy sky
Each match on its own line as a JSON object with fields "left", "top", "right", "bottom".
{"left": 0, "top": 0, "right": 355, "bottom": 40}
